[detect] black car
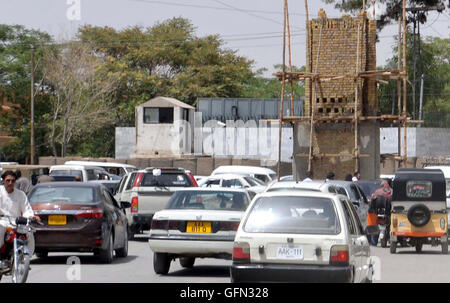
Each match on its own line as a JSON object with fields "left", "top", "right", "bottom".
{"left": 29, "top": 182, "right": 130, "bottom": 263}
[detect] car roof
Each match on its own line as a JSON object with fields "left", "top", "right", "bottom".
{"left": 201, "top": 174, "right": 249, "bottom": 180}
{"left": 32, "top": 181, "right": 102, "bottom": 188}
{"left": 50, "top": 165, "right": 96, "bottom": 170}
{"left": 212, "top": 165, "right": 276, "bottom": 175}
{"left": 257, "top": 190, "right": 342, "bottom": 200}
{"left": 173, "top": 187, "right": 249, "bottom": 193}
{"left": 267, "top": 180, "right": 330, "bottom": 190}
{"left": 64, "top": 161, "right": 136, "bottom": 169}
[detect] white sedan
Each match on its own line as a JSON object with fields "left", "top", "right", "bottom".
{"left": 148, "top": 188, "right": 251, "bottom": 274}
{"left": 231, "top": 191, "right": 377, "bottom": 283}
{"left": 197, "top": 174, "right": 266, "bottom": 194}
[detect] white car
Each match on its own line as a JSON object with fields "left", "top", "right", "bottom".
{"left": 148, "top": 188, "right": 252, "bottom": 274}
{"left": 211, "top": 165, "right": 277, "bottom": 184}
{"left": 198, "top": 174, "right": 266, "bottom": 193}
{"left": 231, "top": 191, "right": 376, "bottom": 283}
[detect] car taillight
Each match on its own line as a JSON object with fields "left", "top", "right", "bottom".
{"left": 151, "top": 220, "right": 168, "bottom": 230}
{"left": 75, "top": 208, "right": 104, "bottom": 219}
{"left": 188, "top": 172, "right": 198, "bottom": 187}
{"left": 168, "top": 220, "right": 180, "bottom": 230}
{"left": 133, "top": 173, "right": 144, "bottom": 187}
{"left": 218, "top": 221, "right": 240, "bottom": 231}
{"left": 330, "top": 245, "right": 349, "bottom": 266}
{"left": 131, "top": 196, "right": 138, "bottom": 213}
{"left": 392, "top": 217, "right": 398, "bottom": 228}
{"left": 233, "top": 242, "right": 250, "bottom": 263}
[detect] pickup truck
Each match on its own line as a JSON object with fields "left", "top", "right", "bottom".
{"left": 115, "top": 167, "right": 197, "bottom": 239}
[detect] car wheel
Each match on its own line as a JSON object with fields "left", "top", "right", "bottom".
{"left": 128, "top": 225, "right": 135, "bottom": 241}
{"left": 380, "top": 238, "right": 387, "bottom": 248}
{"left": 442, "top": 241, "right": 448, "bottom": 254}
{"left": 115, "top": 229, "right": 128, "bottom": 258}
{"left": 153, "top": 253, "right": 171, "bottom": 275}
{"left": 179, "top": 257, "right": 195, "bottom": 268}
{"left": 99, "top": 232, "right": 114, "bottom": 264}
{"left": 415, "top": 243, "right": 422, "bottom": 253}
{"left": 390, "top": 241, "right": 397, "bottom": 254}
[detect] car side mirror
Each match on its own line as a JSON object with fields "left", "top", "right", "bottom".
{"left": 365, "top": 225, "right": 379, "bottom": 236}
{"left": 121, "top": 201, "right": 132, "bottom": 209}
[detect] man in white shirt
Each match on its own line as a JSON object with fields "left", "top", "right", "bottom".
{"left": 352, "top": 170, "right": 361, "bottom": 182}
{"left": 0, "top": 171, "right": 38, "bottom": 251}
{"left": 303, "top": 170, "right": 313, "bottom": 182}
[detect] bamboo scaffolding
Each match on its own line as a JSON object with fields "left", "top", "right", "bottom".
{"left": 275, "top": 0, "right": 410, "bottom": 176}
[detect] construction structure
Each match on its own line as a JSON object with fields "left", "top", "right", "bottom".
{"left": 276, "top": 0, "right": 418, "bottom": 180}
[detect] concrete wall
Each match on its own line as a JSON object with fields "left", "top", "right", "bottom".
{"left": 115, "top": 127, "right": 136, "bottom": 160}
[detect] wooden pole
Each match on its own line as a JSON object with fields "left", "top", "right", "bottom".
{"left": 30, "top": 44, "right": 35, "bottom": 165}
{"left": 355, "top": 23, "right": 361, "bottom": 171}
{"left": 402, "top": 0, "right": 408, "bottom": 168}
{"left": 397, "top": 16, "right": 402, "bottom": 168}
{"left": 278, "top": 0, "right": 288, "bottom": 180}
{"left": 286, "top": 0, "right": 295, "bottom": 116}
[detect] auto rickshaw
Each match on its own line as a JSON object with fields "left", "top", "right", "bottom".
{"left": 390, "top": 168, "right": 448, "bottom": 254}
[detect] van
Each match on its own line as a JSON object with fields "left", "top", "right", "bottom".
{"left": 211, "top": 165, "right": 277, "bottom": 184}
{"left": 64, "top": 161, "right": 136, "bottom": 177}
{"left": 49, "top": 165, "right": 99, "bottom": 182}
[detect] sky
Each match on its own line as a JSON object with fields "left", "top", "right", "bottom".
{"left": 0, "top": 0, "right": 448, "bottom": 77}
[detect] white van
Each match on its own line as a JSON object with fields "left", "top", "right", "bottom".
{"left": 64, "top": 161, "right": 136, "bottom": 177}
{"left": 49, "top": 165, "right": 99, "bottom": 182}
{"left": 211, "top": 165, "right": 277, "bottom": 184}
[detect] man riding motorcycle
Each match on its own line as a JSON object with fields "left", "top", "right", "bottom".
{"left": 0, "top": 170, "right": 40, "bottom": 268}
{"left": 367, "top": 180, "right": 392, "bottom": 246}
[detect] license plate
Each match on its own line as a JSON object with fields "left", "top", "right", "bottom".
{"left": 48, "top": 215, "right": 67, "bottom": 225}
{"left": 276, "top": 244, "right": 303, "bottom": 260}
{"left": 186, "top": 221, "right": 211, "bottom": 233}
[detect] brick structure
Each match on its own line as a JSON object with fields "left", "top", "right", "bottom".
{"left": 293, "top": 10, "right": 380, "bottom": 180}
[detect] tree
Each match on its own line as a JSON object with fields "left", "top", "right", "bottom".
{"left": 0, "top": 24, "right": 53, "bottom": 162}
{"left": 41, "top": 42, "right": 120, "bottom": 157}
{"left": 321, "top": 0, "right": 448, "bottom": 31}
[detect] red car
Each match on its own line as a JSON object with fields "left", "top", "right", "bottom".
{"left": 29, "top": 182, "right": 130, "bottom": 263}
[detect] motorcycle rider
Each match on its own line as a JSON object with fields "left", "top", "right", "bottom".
{"left": 0, "top": 170, "right": 39, "bottom": 268}
{"left": 368, "top": 180, "right": 392, "bottom": 245}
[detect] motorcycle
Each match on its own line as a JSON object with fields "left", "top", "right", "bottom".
{"left": 377, "top": 209, "right": 390, "bottom": 248}
{"left": 0, "top": 215, "right": 40, "bottom": 283}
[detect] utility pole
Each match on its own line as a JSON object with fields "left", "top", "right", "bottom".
{"left": 30, "top": 44, "right": 35, "bottom": 165}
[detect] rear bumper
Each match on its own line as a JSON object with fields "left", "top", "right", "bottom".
{"left": 149, "top": 235, "right": 234, "bottom": 256}
{"left": 230, "top": 263, "right": 352, "bottom": 283}
{"left": 34, "top": 230, "right": 103, "bottom": 251}
{"left": 128, "top": 214, "right": 154, "bottom": 230}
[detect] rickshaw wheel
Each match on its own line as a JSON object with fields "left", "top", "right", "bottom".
{"left": 390, "top": 241, "right": 397, "bottom": 254}
{"left": 442, "top": 241, "right": 448, "bottom": 254}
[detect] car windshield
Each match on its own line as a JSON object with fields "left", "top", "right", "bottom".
{"left": 142, "top": 172, "right": 192, "bottom": 187}
{"left": 243, "top": 177, "right": 264, "bottom": 187}
{"left": 29, "top": 186, "right": 96, "bottom": 204}
{"left": 167, "top": 191, "right": 249, "bottom": 211}
{"left": 243, "top": 196, "right": 340, "bottom": 235}
{"left": 50, "top": 170, "right": 82, "bottom": 178}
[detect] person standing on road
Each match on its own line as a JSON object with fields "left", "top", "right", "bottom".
{"left": 37, "top": 167, "right": 55, "bottom": 183}
{"left": 352, "top": 170, "right": 361, "bottom": 182}
{"left": 0, "top": 171, "right": 40, "bottom": 257}
{"left": 303, "top": 170, "right": 313, "bottom": 182}
{"left": 15, "top": 169, "right": 31, "bottom": 195}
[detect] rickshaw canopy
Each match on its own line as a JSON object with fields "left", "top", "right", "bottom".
{"left": 393, "top": 168, "right": 446, "bottom": 203}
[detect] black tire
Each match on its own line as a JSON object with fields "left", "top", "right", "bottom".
{"left": 35, "top": 251, "right": 48, "bottom": 259}
{"left": 179, "top": 257, "right": 195, "bottom": 268}
{"left": 442, "top": 241, "right": 448, "bottom": 254}
{"left": 115, "top": 228, "right": 128, "bottom": 258}
{"left": 415, "top": 243, "right": 423, "bottom": 253}
{"left": 128, "top": 225, "right": 135, "bottom": 241}
{"left": 12, "top": 250, "right": 30, "bottom": 283}
{"left": 407, "top": 204, "right": 431, "bottom": 227}
{"left": 153, "top": 253, "right": 171, "bottom": 275}
{"left": 380, "top": 238, "right": 387, "bottom": 248}
{"left": 99, "top": 232, "right": 114, "bottom": 264}
{"left": 390, "top": 241, "right": 397, "bottom": 254}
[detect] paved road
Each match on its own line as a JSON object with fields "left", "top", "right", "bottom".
{"left": 3, "top": 233, "right": 450, "bottom": 283}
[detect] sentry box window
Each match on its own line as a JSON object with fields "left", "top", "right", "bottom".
{"left": 144, "top": 107, "right": 174, "bottom": 124}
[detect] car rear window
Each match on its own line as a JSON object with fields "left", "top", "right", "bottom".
{"left": 141, "top": 172, "right": 192, "bottom": 187}
{"left": 243, "top": 196, "right": 340, "bottom": 235}
{"left": 167, "top": 191, "right": 249, "bottom": 211}
{"left": 29, "top": 186, "right": 96, "bottom": 204}
{"left": 50, "top": 170, "right": 82, "bottom": 178}
{"left": 406, "top": 181, "right": 432, "bottom": 198}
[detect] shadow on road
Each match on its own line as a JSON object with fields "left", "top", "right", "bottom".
{"left": 393, "top": 250, "right": 445, "bottom": 255}
{"left": 30, "top": 254, "right": 139, "bottom": 265}
{"left": 167, "top": 265, "right": 230, "bottom": 278}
